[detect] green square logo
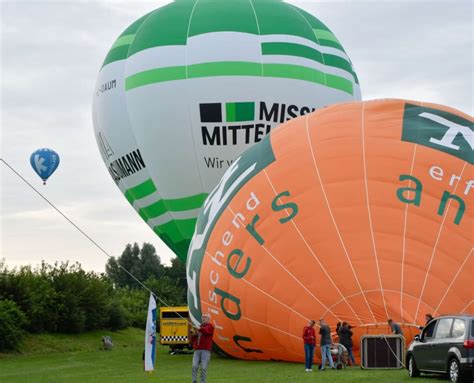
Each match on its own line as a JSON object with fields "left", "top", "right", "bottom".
{"left": 226, "top": 102, "right": 255, "bottom": 122}
{"left": 402, "top": 104, "right": 473, "bottom": 164}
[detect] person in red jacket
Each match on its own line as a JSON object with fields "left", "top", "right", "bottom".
{"left": 302, "top": 319, "right": 316, "bottom": 372}
{"left": 191, "top": 313, "right": 214, "bottom": 383}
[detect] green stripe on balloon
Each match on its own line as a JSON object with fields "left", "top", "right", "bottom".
{"left": 153, "top": 218, "right": 198, "bottom": 242}
{"left": 152, "top": 218, "right": 197, "bottom": 262}
{"left": 261, "top": 42, "right": 357, "bottom": 84}
{"left": 125, "top": 61, "right": 354, "bottom": 95}
{"left": 166, "top": 238, "right": 192, "bottom": 261}
{"left": 322, "top": 53, "right": 358, "bottom": 84}
{"left": 124, "top": 178, "right": 157, "bottom": 204}
{"left": 138, "top": 193, "right": 208, "bottom": 220}
{"left": 127, "top": 66, "right": 187, "bottom": 86}
{"left": 262, "top": 42, "right": 323, "bottom": 64}
{"left": 101, "top": 12, "right": 151, "bottom": 68}
{"left": 263, "top": 62, "right": 322, "bottom": 83}
{"left": 326, "top": 73, "right": 353, "bottom": 94}
{"left": 264, "top": 63, "right": 353, "bottom": 94}
{"left": 125, "top": 62, "right": 254, "bottom": 89}
{"left": 313, "top": 29, "right": 340, "bottom": 45}
{"left": 288, "top": 4, "right": 346, "bottom": 52}
{"left": 317, "top": 39, "right": 345, "bottom": 52}
{"left": 111, "top": 34, "right": 135, "bottom": 49}
{"left": 126, "top": 0, "right": 195, "bottom": 55}
{"left": 124, "top": 0, "right": 350, "bottom": 56}
{"left": 189, "top": 62, "right": 261, "bottom": 77}
{"left": 102, "top": 45, "right": 131, "bottom": 69}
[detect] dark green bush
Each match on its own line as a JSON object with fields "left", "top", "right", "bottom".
{"left": 0, "top": 299, "right": 28, "bottom": 351}
{"left": 115, "top": 288, "right": 147, "bottom": 329}
{"left": 107, "top": 301, "right": 129, "bottom": 331}
{"left": 0, "top": 242, "right": 188, "bottom": 341}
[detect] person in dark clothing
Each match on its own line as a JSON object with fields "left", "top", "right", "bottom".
{"left": 419, "top": 313, "right": 434, "bottom": 330}
{"left": 335, "top": 322, "right": 342, "bottom": 337}
{"left": 319, "top": 319, "right": 335, "bottom": 370}
{"left": 338, "top": 322, "right": 355, "bottom": 366}
{"left": 388, "top": 319, "right": 403, "bottom": 336}
{"left": 302, "top": 320, "right": 316, "bottom": 372}
{"left": 425, "top": 313, "right": 433, "bottom": 324}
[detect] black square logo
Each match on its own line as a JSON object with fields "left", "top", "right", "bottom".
{"left": 200, "top": 103, "right": 222, "bottom": 123}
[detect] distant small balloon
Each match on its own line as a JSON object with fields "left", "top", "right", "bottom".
{"left": 30, "top": 148, "right": 60, "bottom": 185}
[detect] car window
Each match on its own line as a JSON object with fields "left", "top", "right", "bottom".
{"left": 434, "top": 318, "right": 453, "bottom": 339}
{"left": 422, "top": 320, "right": 437, "bottom": 339}
{"left": 451, "top": 319, "right": 465, "bottom": 338}
{"left": 471, "top": 320, "right": 474, "bottom": 337}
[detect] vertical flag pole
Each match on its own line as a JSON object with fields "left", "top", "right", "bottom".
{"left": 144, "top": 293, "right": 157, "bottom": 372}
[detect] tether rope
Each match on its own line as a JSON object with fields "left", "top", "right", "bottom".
{"left": 1, "top": 158, "right": 191, "bottom": 323}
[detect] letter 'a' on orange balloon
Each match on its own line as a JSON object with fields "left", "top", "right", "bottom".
{"left": 187, "top": 99, "right": 473, "bottom": 362}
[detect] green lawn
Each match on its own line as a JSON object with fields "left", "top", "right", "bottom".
{"left": 0, "top": 328, "right": 446, "bottom": 383}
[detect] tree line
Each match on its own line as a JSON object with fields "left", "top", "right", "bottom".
{"left": 0, "top": 243, "right": 187, "bottom": 352}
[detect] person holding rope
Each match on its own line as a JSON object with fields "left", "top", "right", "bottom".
{"left": 319, "top": 318, "right": 335, "bottom": 370}
{"left": 387, "top": 318, "right": 403, "bottom": 336}
{"left": 417, "top": 313, "right": 434, "bottom": 330}
{"left": 191, "top": 313, "right": 214, "bottom": 383}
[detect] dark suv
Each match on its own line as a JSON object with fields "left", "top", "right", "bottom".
{"left": 406, "top": 315, "right": 473, "bottom": 383}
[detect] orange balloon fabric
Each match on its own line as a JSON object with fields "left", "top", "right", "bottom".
{"left": 186, "top": 99, "right": 473, "bottom": 362}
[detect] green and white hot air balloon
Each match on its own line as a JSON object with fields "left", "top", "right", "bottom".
{"left": 92, "top": 0, "right": 361, "bottom": 261}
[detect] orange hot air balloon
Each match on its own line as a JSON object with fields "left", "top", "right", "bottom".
{"left": 186, "top": 99, "right": 473, "bottom": 363}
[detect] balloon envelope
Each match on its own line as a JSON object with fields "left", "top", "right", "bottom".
{"left": 30, "top": 148, "right": 60, "bottom": 184}
{"left": 92, "top": 0, "right": 361, "bottom": 261}
{"left": 186, "top": 99, "right": 473, "bottom": 362}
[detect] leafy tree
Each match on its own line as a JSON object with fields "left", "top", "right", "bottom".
{"left": 140, "top": 243, "right": 164, "bottom": 281}
{"left": 163, "top": 257, "right": 187, "bottom": 302}
{"left": 0, "top": 261, "right": 117, "bottom": 335}
{"left": 0, "top": 243, "right": 190, "bottom": 345}
{"left": 46, "top": 262, "right": 113, "bottom": 333}
{"left": 115, "top": 276, "right": 186, "bottom": 330}
{"left": 105, "top": 243, "right": 140, "bottom": 288}
{"left": 115, "top": 288, "right": 147, "bottom": 328}
{"left": 0, "top": 300, "right": 28, "bottom": 351}
{"left": 107, "top": 243, "right": 188, "bottom": 325}
{"left": 105, "top": 243, "right": 164, "bottom": 289}
{"left": 0, "top": 262, "right": 58, "bottom": 333}
{"left": 106, "top": 300, "right": 129, "bottom": 331}
{"left": 146, "top": 275, "right": 186, "bottom": 307}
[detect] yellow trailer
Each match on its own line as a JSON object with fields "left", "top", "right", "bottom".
{"left": 159, "top": 306, "right": 193, "bottom": 354}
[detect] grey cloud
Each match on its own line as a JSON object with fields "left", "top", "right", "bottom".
{"left": 295, "top": 1, "right": 472, "bottom": 113}
{"left": 1, "top": 0, "right": 472, "bottom": 272}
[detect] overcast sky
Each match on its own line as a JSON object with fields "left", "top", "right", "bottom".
{"left": 1, "top": 0, "right": 472, "bottom": 273}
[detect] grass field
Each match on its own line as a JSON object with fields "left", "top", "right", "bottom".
{"left": 0, "top": 328, "right": 446, "bottom": 383}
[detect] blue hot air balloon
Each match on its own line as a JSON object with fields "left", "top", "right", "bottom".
{"left": 30, "top": 148, "right": 60, "bottom": 185}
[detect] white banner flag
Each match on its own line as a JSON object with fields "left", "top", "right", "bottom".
{"left": 144, "top": 293, "right": 157, "bottom": 372}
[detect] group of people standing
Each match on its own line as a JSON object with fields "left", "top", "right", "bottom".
{"left": 303, "top": 315, "right": 433, "bottom": 372}
{"left": 302, "top": 318, "right": 356, "bottom": 372}
{"left": 189, "top": 313, "right": 430, "bottom": 381}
